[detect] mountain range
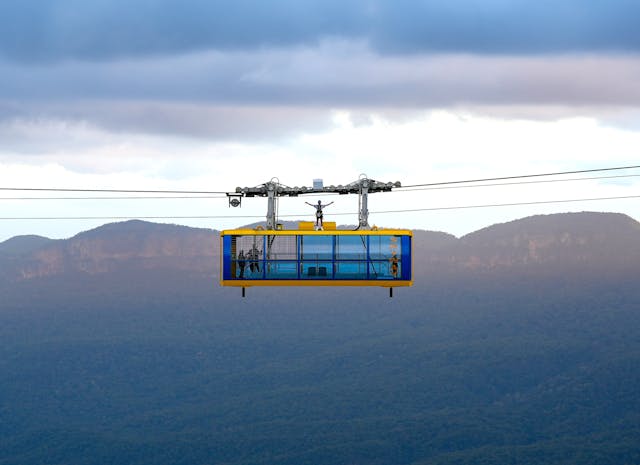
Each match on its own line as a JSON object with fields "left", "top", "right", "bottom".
{"left": 1, "top": 211, "right": 639, "bottom": 465}
{"left": 1, "top": 211, "right": 638, "bottom": 282}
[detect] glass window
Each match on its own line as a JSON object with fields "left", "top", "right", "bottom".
{"left": 237, "top": 259, "right": 263, "bottom": 279}
{"left": 301, "top": 262, "right": 333, "bottom": 279}
{"left": 266, "top": 261, "right": 298, "bottom": 279}
{"left": 265, "top": 235, "right": 297, "bottom": 260}
{"left": 228, "top": 235, "right": 264, "bottom": 280}
{"left": 368, "top": 259, "right": 402, "bottom": 279}
{"left": 301, "top": 235, "right": 333, "bottom": 260}
{"left": 336, "top": 235, "right": 367, "bottom": 260}
{"left": 335, "top": 261, "right": 367, "bottom": 280}
{"left": 369, "top": 235, "right": 402, "bottom": 260}
{"left": 234, "top": 236, "right": 264, "bottom": 262}
{"left": 227, "top": 236, "right": 255, "bottom": 280}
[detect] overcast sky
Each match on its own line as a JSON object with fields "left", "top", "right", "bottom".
{"left": 1, "top": 0, "right": 639, "bottom": 241}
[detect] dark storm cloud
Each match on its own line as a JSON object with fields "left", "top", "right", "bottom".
{"left": 1, "top": 0, "right": 640, "bottom": 62}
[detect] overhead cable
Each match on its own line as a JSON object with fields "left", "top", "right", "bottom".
{"left": 372, "top": 195, "right": 640, "bottom": 213}
{"left": 395, "top": 174, "right": 640, "bottom": 192}
{"left": 0, "top": 187, "right": 229, "bottom": 195}
{"left": 1, "top": 194, "right": 638, "bottom": 220}
{"left": 0, "top": 174, "right": 640, "bottom": 200}
{"left": 1, "top": 164, "right": 638, "bottom": 196}
{"left": 399, "top": 165, "right": 640, "bottom": 189}
{"left": 0, "top": 174, "right": 636, "bottom": 200}
{"left": 0, "top": 195, "right": 228, "bottom": 200}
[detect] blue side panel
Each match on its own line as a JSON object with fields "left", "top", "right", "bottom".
{"left": 223, "top": 235, "right": 233, "bottom": 280}
{"left": 401, "top": 235, "right": 412, "bottom": 280}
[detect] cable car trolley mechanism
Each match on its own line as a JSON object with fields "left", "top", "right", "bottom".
{"left": 220, "top": 176, "right": 413, "bottom": 297}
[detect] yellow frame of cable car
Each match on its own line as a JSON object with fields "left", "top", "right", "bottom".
{"left": 220, "top": 224, "right": 413, "bottom": 288}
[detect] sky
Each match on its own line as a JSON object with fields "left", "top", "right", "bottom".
{"left": 1, "top": 0, "right": 640, "bottom": 241}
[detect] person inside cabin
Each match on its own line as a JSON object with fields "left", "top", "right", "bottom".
{"left": 238, "top": 250, "right": 247, "bottom": 278}
{"left": 248, "top": 248, "right": 255, "bottom": 273}
{"left": 390, "top": 254, "right": 399, "bottom": 278}
{"left": 306, "top": 200, "right": 334, "bottom": 227}
{"left": 249, "top": 245, "right": 261, "bottom": 273}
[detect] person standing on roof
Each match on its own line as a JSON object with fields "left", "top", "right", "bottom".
{"left": 306, "top": 200, "right": 334, "bottom": 228}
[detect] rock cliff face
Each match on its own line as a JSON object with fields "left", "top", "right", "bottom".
{"left": 1, "top": 220, "right": 219, "bottom": 280}
{"left": 1, "top": 212, "right": 639, "bottom": 282}
{"left": 454, "top": 212, "right": 640, "bottom": 269}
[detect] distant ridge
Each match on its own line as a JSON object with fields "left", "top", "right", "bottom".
{"left": 453, "top": 212, "right": 640, "bottom": 269}
{"left": 463, "top": 211, "right": 640, "bottom": 242}
{"left": 0, "top": 220, "right": 218, "bottom": 280}
{"left": 0, "top": 235, "right": 53, "bottom": 257}
{"left": 1, "top": 212, "right": 639, "bottom": 282}
{"left": 74, "top": 219, "right": 216, "bottom": 237}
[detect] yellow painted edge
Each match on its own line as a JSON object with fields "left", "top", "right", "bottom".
{"left": 220, "top": 229, "right": 413, "bottom": 236}
{"left": 220, "top": 280, "right": 413, "bottom": 288}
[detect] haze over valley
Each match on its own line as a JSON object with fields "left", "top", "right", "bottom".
{"left": 1, "top": 212, "right": 639, "bottom": 464}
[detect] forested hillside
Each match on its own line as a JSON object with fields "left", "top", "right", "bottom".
{"left": 1, "top": 213, "right": 639, "bottom": 465}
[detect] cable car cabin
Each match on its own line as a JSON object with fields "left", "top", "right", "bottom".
{"left": 220, "top": 222, "right": 412, "bottom": 288}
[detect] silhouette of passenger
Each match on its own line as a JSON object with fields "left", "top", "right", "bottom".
{"left": 390, "top": 255, "right": 399, "bottom": 278}
{"left": 238, "top": 250, "right": 247, "bottom": 278}
{"left": 249, "top": 245, "right": 261, "bottom": 273}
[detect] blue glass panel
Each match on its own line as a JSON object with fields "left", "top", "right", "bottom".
{"left": 301, "top": 235, "right": 333, "bottom": 260}
{"left": 266, "top": 235, "right": 297, "bottom": 260}
{"left": 241, "top": 261, "right": 264, "bottom": 279}
{"left": 335, "top": 261, "right": 368, "bottom": 279}
{"left": 369, "top": 235, "right": 402, "bottom": 260}
{"left": 266, "top": 261, "right": 298, "bottom": 279}
{"left": 224, "top": 234, "right": 264, "bottom": 280}
{"left": 367, "top": 260, "right": 400, "bottom": 279}
{"left": 336, "top": 235, "right": 367, "bottom": 260}
{"left": 369, "top": 260, "right": 390, "bottom": 279}
{"left": 232, "top": 259, "right": 264, "bottom": 279}
{"left": 301, "top": 261, "right": 333, "bottom": 279}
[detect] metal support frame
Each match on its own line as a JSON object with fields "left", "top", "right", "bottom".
{"left": 265, "top": 182, "right": 277, "bottom": 230}
{"left": 358, "top": 176, "right": 370, "bottom": 230}
{"left": 234, "top": 176, "right": 400, "bottom": 231}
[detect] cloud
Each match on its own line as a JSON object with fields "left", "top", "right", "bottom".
{"left": 1, "top": 2, "right": 639, "bottom": 243}
{"left": 0, "top": 101, "right": 337, "bottom": 145}
{"left": 0, "top": 0, "right": 366, "bottom": 62}
{"left": 1, "top": 0, "right": 640, "bottom": 63}
{"left": 1, "top": 109, "right": 639, "bottom": 242}
{"left": 2, "top": 45, "right": 640, "bottom": 139}
{"left": 368, "top": 0, "right": 640, "bottom": 55}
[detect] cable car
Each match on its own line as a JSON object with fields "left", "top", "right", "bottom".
{"left": 220, "top": 177, "right": 413, "bottom": 296}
